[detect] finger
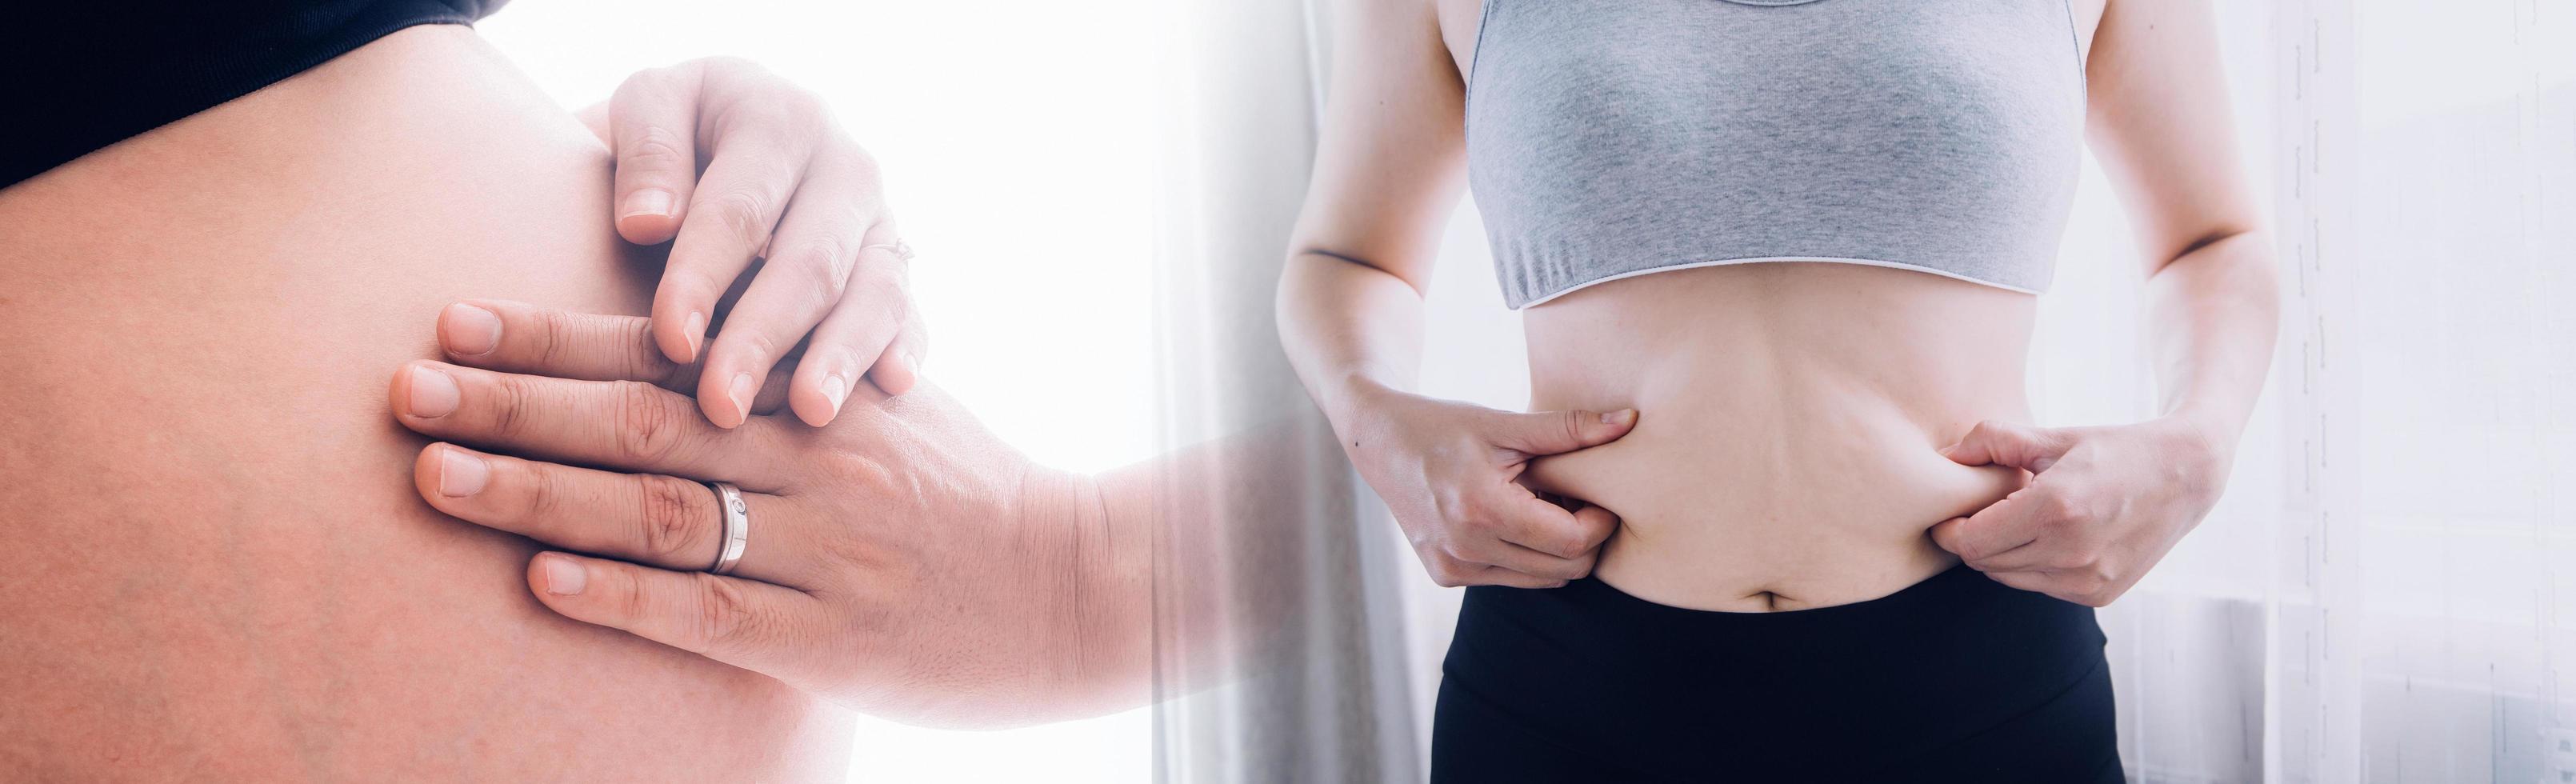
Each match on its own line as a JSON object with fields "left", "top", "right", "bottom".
{"left": 528, "top": 551, "right": 826, "bottom": 678}
{"left": 1487, "top": 491, "right": 1615, "bottom": 559}
{"left": 1568, "top": 503, "right": 1619, "bottom": 547}
{"left": 1926, "top": 494, "right": 2046, "bottom": 563}
{"left": 439, "top": 301, "right": 681, "bottom": 383}
{"left": 1958, "top": 539, "right": 2056, "bottom": 572}
{"left": 871, "top": 299, "right": 930, "bottom": 397}
{"left": 783, "top": 226, "right": 914, "bottom": 426}
{"left": 390, "top": 360, "right": 787, "bottom": 480}
{"left": 702, "top": 159, "right": 888, "bottom": 428}
{"left": 652, "top": 107, "right": 814, "bottom": 368}
{"left": 608, "top": 62, "right": 707, "bottom": 245}
{"left": 414, "top": 443, "right": 818, "bottom": 586}
{"left": 1461, "top": 565, "right": 1569, "bottom": 590}
{"left": 1459, "top": 539, "right": 1595, "bottom": 582}
{"left": 1488, "top": 408, "right": 1640, "bottom": 457}
{"left": 1939, "top": 419, "right": 2075, "bottom": 472}
{"left": 434, "top": 301, "right": 797, "bottom": 413}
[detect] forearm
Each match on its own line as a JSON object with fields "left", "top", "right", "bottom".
{"left": 987, "top": 250, "right": 1448, "bottom": 714}
{"left": 2142, "top": 229, "right": 2281, "bottom": 462}
{"left": 1059, "top": 421, "right": 1341, "bottom": 701}
{"left": 1274, "top": 250, "right": 1429, "bottom": 431}
{"left": 1015, "top": 463, "right": 1154, "bottom": 720}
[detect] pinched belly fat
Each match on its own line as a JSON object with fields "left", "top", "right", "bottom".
{"left": 1517, "top": 262, "right": 2039, "bottom": 612}
{"left": 0, "top": 26, "right": 849, "bottom": 782}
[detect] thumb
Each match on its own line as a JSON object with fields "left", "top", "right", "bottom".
{"left": 1939, "top": 419, "right": 2074, "bottom": 472}
{"left": 606, "top": 62, "right": 708, "bottom": 246}
{"left": 1490, "top": 408, "right": 1639, "bottom": 456}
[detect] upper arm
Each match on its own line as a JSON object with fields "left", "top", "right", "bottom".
{"left": 1284, "top": 0, "right": 1472, "bottom": 294}
{"left": 2082, "top": 0, "right": 2263, "bottom": 274}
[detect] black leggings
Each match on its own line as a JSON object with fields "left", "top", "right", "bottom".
{"left": 1431, "top": 563, "right": 2121, "bottom": 783}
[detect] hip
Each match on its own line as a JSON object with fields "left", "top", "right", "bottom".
{"left": 1431, "top": 564, "right": 2117, "bottom": 782}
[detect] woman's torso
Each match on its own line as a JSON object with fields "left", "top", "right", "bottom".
{"left": 1520, "top": 267, "right": 2035, "bottom": 611}
{"left": 1436, "top": 0, "right": 2103, "bottom": 611}
{"left": 0, "top": 26, "right": 850, "bottom": 780}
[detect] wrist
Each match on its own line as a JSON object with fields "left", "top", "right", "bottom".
{"left": 1320, "top": 374, "right": 1405, "bottom": 446}
{"left": 2151, "top": 412, "right": 2240, "bottom": 508}
{"left": 2161, "top": 407, "right": 2242, "bottom": 464}
{"left": 1011, "top": 461, "right": 1096, "bottom": 532}
{"left": 1015, "top": 465, "right": 1151, "bottom": 714}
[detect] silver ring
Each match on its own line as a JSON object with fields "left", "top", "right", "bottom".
{"left": 858, "top": 239, "right": 914, "bottom": 262}
{"left": 708, "top": 481, "right": 750, "bottom": 575}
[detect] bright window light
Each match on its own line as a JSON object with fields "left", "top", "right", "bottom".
{"left": 480, "top": 2, "right": 1160, "bottom": 781}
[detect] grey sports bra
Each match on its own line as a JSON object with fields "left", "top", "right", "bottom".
{"left": 1464, "top": 0, "right": 2087, "bottom": 308}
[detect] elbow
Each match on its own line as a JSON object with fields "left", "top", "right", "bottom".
{"left": 1272, "top": 250, "right": 1351, "bottom": 350}
{"left": 2218, "top": 227, "right": 2283, "bottom": 309}
{"left": 2147, "top": 224, "right": 2261, "bottom": 274}
{"left": 1272, "top": 258, "right": 1305, "bottom": 341}
{"left": 2152, "top": 226, "right": 2275, "bottom": 282}
{"left": 2169, "top": 224, "right": 2260, "bottom": 262}
{"left": 1286, "top": 246, "right": 1430, "bottom": 297}
{"left": 2151, "top": 226, "right": 2283, "bottom": 322}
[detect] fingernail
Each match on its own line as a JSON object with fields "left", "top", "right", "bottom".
{"left": 621, "top": 188, "right": 673, "bottom": 219}
{"left": 1602, "top": 409, "right": 1637, "bottom": 426}
{"left": 542, "top": 555, "right": 586, "bottom": 596}
{"left": 726, "top": 372, "right": 754, "bottom": 418}
{"left": 822, "top": 373, "right": 848, "bottom": 413}
{"left": 441, "top": 303, "right": 502, "bottom": 356}
{"left": 437, "top": 447, "right": 489, "bottom": 497}
{"left": 406, "top": 365, "right": 459, "bottom": 418}
{"left": 682, "top": 311, "right": 707, "bottom": 360}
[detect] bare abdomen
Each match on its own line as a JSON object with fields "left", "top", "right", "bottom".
{"left": 0, "top": 26, "right": 847, "bottom": 781}
{"left": 1518, "top": 262, "right": 2038, "bottom": 611}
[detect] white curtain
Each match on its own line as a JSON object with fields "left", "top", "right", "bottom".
{"left": 2241, "top": 2, "right": 2576, "bottom": 782}
{"left": 2086, "top": 2, "right": 2576, "bottom": 782}
{"left": 1246, "top": 2, "right": 2576, "bottom": 783}
{"left": 1147, "top": 0, "right": 1425, "bottom": 782}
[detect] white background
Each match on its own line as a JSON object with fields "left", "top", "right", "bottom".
{"left": 479, "top": 2, "right": 1160, "bottom": 782}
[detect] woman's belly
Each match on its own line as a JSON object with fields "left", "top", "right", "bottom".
{"left": 0, "top": 26, "right": 848, "bottom": 781}
{"left": 1519, "top": 262, "right": 2038, "bottom": 611}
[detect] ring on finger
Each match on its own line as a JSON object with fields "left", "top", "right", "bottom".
{"left": 707, "top": 481, "right": 750, "bottom": 575}
{"left": 856, "top": 239, "right": 914, "bottom": 262}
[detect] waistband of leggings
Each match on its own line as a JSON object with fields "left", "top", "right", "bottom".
{"left": 1553, "top": 560, "right": 2037, "bottom": 634}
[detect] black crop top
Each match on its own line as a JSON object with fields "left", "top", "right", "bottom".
{"left": 2, "top": 0, "right": 506, "bottom": 189}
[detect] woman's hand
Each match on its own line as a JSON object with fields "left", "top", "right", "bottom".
{"left": 1338, "top": 382, "right": 1636, "bottom": 589}
{"left": 586, "top": 57, "right": 925, "bottom": 429}
{"left": 1927, "top": 418, "right": 2234, "bottom": 607}
{"left": 390, "top": 301, "right": 1145, "bottom": 728}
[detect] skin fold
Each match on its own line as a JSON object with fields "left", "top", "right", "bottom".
{"left": 1278, "top": 0, "right": 2276, "bottom": 612}
{"left": 1517, "top": 263, "right": 2037, "bottom": 609}
{"left": 0, "top": 26, "right": 850, "bottom": 781}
